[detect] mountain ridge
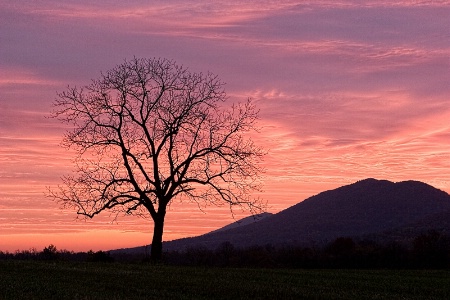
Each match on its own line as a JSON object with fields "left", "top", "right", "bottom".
{"left": 113, "top": 178, "right": 450, "bottom": 253}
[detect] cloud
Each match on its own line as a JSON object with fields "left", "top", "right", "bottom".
{"left": 253, "top": 89, "right": 450, "bottom": 144}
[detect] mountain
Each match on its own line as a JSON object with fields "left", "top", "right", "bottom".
{"left": 114, "top": 178, "right": 450, "bottom": 253}
{"left": 208, "top": 212, "right": 273, "bottom": 233}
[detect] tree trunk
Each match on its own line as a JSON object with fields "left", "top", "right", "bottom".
{"left": 150, "top": 210, "right": 166, "bottom": 261}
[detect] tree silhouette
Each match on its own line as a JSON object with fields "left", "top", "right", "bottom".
{"left": 41, "top": 244, "right": 58, "bottom": 260}
{"left": 50, "top": 57, "right": 265, "bottom": 260}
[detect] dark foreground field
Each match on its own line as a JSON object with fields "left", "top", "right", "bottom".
{"left": 1, "top": 261, "right": 449, "bottom": 300}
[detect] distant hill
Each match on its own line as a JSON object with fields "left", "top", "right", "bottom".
{"left": 209, "top": 212, "right": 273, "bottom": 234}
{"left": 113, "top": 178, "right": 450, "bottom": 253}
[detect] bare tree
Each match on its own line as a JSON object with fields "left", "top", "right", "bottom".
{"left": 50, "top": 57, "right": 265, "bottom": 260}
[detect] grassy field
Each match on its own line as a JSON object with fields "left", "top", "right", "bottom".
{"left": 1, "top": 261, "right": 449, "bottom": 299}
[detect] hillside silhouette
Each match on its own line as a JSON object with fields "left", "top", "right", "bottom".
{"left": 116, "top": 178, "right": 450, "bottom": 253}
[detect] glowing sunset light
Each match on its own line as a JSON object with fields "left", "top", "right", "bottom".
{"left": 1, "top": 0, "right": 449, "bottom": 252}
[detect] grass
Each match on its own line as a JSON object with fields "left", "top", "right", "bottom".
{"left": 1, "top": 261, "right": 449, "bottom": 299}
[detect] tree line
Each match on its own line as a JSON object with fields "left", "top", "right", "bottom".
{"left": 163, "top": 230, "right": 450, "bottom": 269}
{"left": 2, "top": 230, "right": 449, "bottom": 269}
{"left": 0, "top": 244, "right": 114, "bottom": 263}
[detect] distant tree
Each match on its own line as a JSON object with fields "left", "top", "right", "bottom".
{"left": 326, "top": 237, "right": 355, "bottom": 257}
{"left": 413, "top": 230, "right": 450, "bottom": 268}
{"left": 41, "top": 244, "right": 58, "bottom": 261}
{"left": 87, "top": 250, "right": 114, "bottom": 262}
{"left": 215, "top": 241, "right": 235, "bottom": 266}
{"left": 50, "top": 57, "right": 265, "bottom": 260}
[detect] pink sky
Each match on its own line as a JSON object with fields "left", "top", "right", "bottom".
{"left": 1, "top": 1, "right": 450, "bottom": 252}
